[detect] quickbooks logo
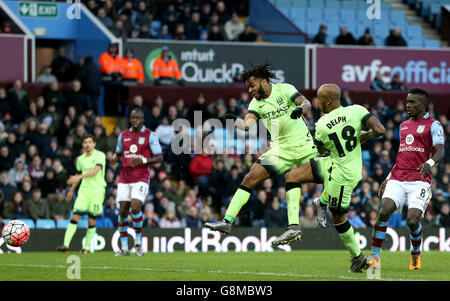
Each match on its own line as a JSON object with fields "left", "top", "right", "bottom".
{"left": 144, "top": 48, "right": 179, "bottom": 81}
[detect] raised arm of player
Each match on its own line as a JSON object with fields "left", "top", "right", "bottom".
{"left": 360, "top": 116, "right": 386, "bottom": 144}
{"left": 234, "top": 112, "right": 258, "bottom": 132}
{"left": 290, "top": 94, "right": 311, "bottom": 119}
{"left": 66, "top": 159, "right": 103, "bottom": 201}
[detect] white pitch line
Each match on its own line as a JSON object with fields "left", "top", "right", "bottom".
{"left": 0, "top": 263, "right": 424, "bottom": 281}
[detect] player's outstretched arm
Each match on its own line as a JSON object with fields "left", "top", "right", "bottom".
{"left": 291, "top": 95, "right": 311, "bottom": 119}
{"left": 67, "top": 165, "right": 102, "bottom": 185}
{"left": 416, "top": 144, "right": 445, "bottom": 178}
{"left": 360, "top": 116, "right": 385, "bottom": 144}
{"left": 232, "top": 112, "right": 258, "bottom": 132}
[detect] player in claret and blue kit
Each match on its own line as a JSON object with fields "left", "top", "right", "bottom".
{"left": 112, "top": 108, "right": 163, "bottom": 256}
{"left": 369, "top": 88, "right": 445, "bottom": 270}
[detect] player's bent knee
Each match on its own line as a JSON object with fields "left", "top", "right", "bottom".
{"left": 242, "top": 172, "right": 257, "bottom": 188}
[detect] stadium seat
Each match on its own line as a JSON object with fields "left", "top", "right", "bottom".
{"left": 406, "top": 25, "right": 423, "bottom": 40}
{"left": 290, "top": 7, "right": 306, "bottom": 22}
{"left": 308, "top": 0, "right": 325, "bottom": 9}
{"left": 77, "top": 219, "right": 89, "bottom": 229}
{"left": 36, "top": 219, "right": 56, "bottom": 229}
{"left": 389, "top": 11, "right": 406, "bottom": 26}
{"left": 324, "top": 0, "right": 341, "bottom": 9}
{"left": 341, "top": 1, "right": 357, "bottom": 10}
{"left": 373, "top": 23, "right": 390, "bottom": 40}
{"left": 150, "top": 20, "right": 161, "bottom": 35}
{"left": 374, "top": 37, "right": 385, "bottom": 46}
{"left": 323, "top": 8, "right": 340, "bottom": 23}
{"left": 291, "top": 0, "right": 308, "bottom": 7}
{"left": 407, "top": 38, "right": 424, "bottom": 48}
{"left": 56, "top": 219, "right": 70, "bottom": 229}
{"left": 21, "top": 219, "right": 35, "bottom": 229}
{"left": 276, "top": 0, "right": 292, "bottom": 7}
{"left": 341, "top": 21, "right": 356, "bottom": 35}
{"left": 293, "top": 19, "right": 306, "bottom": 31}
{"left": 341, "top": 9, "right": 357, "bottom": 22}
{"left": 305, "top": 21, "right": 321, "bottom": 37}
{"left": 306, "top": 8, "right": 322, "bottom": 22}
{"left": 424, "top": 39, "right": 440, "bottom": 49}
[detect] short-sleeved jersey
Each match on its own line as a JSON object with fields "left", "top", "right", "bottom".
{"left": 116, "top": 126, "right": 162, "bottom": 184}
{"left": 314, "top": 105, "right": 371, "bottom": 183}
{"left": 390, "top": 113, "right": 444, "bottom": 184}
{"left": 76, "top": 149, "right": 106, "bottom": 189}
{"left": 247, "top": 83, "right": 313, "bottom": 147}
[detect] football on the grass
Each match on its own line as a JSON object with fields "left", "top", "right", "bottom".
{"left": 2, "top": 220, "right": 31, "bottom": 247}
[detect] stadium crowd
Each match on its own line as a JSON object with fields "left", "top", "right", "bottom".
{"left": 0, "top": 76, "right": 449, "bottom": 230}
{"left": 85, "top": 0, "right": 258, "bottom": 43}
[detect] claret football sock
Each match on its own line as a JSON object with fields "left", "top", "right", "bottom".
{"left": 224, "top": 185, "right": 252, "bottom": 224}
{"left": 132, "top": 211, "right": 144, "bottom": 245}
{"left": 285, "top": 182, "right": 301, "bottom": 225}
{"left": 118, "top": 216, "right": 129, "bottom": 250}
{"left": 334, "top": 219, "right": 360, "bottom": 258}
{"left": 409, "top": 223, "right": 423, "bottom": 255}
{"left": 63, "top": 220, "right": 78, "bottom": 248}
{"left": 371, "top": 220, "right": 388, "bottom": 256}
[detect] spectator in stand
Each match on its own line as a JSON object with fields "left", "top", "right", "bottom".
{"left": 103, "top": 195, "right": 119, "bottom": 227}
{"left": 209, "top": 24, "right": 225, "bottom": 41}
{"left": 182, "top": 206, "right": 201, "bottom": 228}
{"left": 3, "top": 191, "right": 29, "bottom": 219}
{"left": 157, "top": 24, "right": 173, "bottom": 40}
{"left": 7, "top": 79, "right": 29, "bottom": 123}
{"left": 389, "top": 73, "right": 407, "bottom": 91}
{"left": 75, "top": 56, "right": 101, "bottom": 115}
{"left": 97, "top": 7, "right": 114, "bottom": 31}
{"left": 313, "top": 24, "right": 327, "bottom": 44}
{"left": 173, "top": 23, "right": 187, "bottom": 40}
{"left": 0, "top": 172, "right": 15, "bottom": 202}
{"left": 152, "top": 46, "right": 183, "bottom": 86}
{"left": 215, "top": 1, "right": 230, "bottom": 24}
{"left": 0, "top": 88, "right": 10, "bottom": 116}
{"left": 189, "top": 149, "right": 214, "bottom": 196}
{"left": 347, "top": 205, "right": 366, "bottom": 228}
{"left": 160, "top": 209, "right": 182, "bottom": 228}
{"left": 199, "top": 29, "right": 209, "bottom": 41}
{"left": 103, "top": 0, "right": 117, "bottom": 22}
{"left": 437, "top": 203, "right": 450, "bottom": 227}
{"left": 8, "top": 158, "right": 28, "bottom": 188}
{"left": 340, "top": 89, "right": 353, "bottom": 107}
{"left": 34, "top": 122, "right": 53, "bottom": 157}
{"left": 86, "top": 0, "right": 97, "bottom": 15}
{"left": 135, "top": 1, "right": 153, "bottom": 28}
{"left": 185, "top": 11, "right": 203, "bottom": 40}
{"left": 386, "top": 27, "right": 407, "bottom": 47}
{"left": 36, "top": 65, "right": 58, "bottom": 84}
{"left": 264, "top": 199, "right": 288, "bottom": 228}
{"left": 125, "top": 95, "right": 151, "bottom": 123}
{"left": 155, "top": 116, "right": 175, "bottom": 155}
{"left": 26, "top": 187, "right": 50, "bottom": 221}
{"left": 66, "top": 79, "right": 89, "bottom": 115}
{"left": 206, "top": 12, "right": 222, "bottom": 33}
{"left": 224, "top": 12, "right": 245, "bottom": 41}
{"left": 121, "top": 48, "right": 145, "bottom": 84}
{"left": 238, "top": 24, "right": 258, "bottom": 42}
{"left": 51, "top": 48, "right": 74, "bottom": 82}
{"left": 336, "top": 26, "right": 356, "bottom": 45}
{"left": 299, "top": 205, "right": 320, "bottom": 228}
{"left": 0, "top": 145, "right": 14, "bottom": 173}
{"left": 138, "top": 24, "right": 157, "bottom": 39}
{"left": 44, "top": 81, "right": 67, "bottom": 113}
{"left": 113, "top": 19, "right": 127, "bottom": 39}
{"left": 358, "top": 28, "right": 375, "bottom": 46}
{"left": 48, "top": 190, "right": 71, "bottom": 221}
{"left": 200, "top": 2, "right": 212, "bottom": 27}
{"left": 187, "top": 93, "right": 209, "bottom": 125}
{"left": 178, "top": 3, "right": 192, "bottom": 24}
{"left": 370, "top": 72, "right": 390, "bottom": 91}
{"left": 98, "top": 43, "right": 123, "bottom": 81}
{"left": 147, "top": 105, "right": 162, "bottom": 131}
{"left": 1, "top": 22, "right": 13, "bottom": 34}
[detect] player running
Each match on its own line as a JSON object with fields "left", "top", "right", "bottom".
{"left": 273, "top": 84, "right": 385, "bottom": 272}
{"left": 369, "top": 88, "right": 445, "bottom": 270}
{"left": 205, "top": 63, "right": 319, "bottom": 239}
{"left": 112, "top": 108, "right": 163, "bottom": 256}
{"left": 57, "top": 134, "right": 107, "bottom": 254}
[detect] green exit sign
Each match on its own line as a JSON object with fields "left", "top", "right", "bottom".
{"left": 19, "top": 2, "right": 58, "bottom": 18}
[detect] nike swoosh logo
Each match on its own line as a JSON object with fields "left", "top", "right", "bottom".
{"left": 259, "top": 104, "right": 265, "bottom": 108}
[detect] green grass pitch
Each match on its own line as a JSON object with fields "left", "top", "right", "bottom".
{"left": 1, "top": 250, "right": 449, "bottom": 281}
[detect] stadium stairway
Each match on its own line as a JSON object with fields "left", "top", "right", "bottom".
{"left": 385, "top": 0, "right": 448, "bottom": 47}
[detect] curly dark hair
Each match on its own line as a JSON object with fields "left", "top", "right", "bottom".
{"left": 241, "top": 62, "right": 276, "bottom": 83}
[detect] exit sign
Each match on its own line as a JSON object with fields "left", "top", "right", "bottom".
{"left": 19, "top": 2, "right": 58, "bottom": 18}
